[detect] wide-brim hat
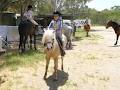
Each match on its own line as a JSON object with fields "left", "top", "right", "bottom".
{"left": 53, "top": 11, "right": 62, "bottom": 16}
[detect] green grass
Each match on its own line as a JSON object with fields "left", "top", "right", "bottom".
{"left": 74, "top": 28, "right": 103, "bottom": 42}
{"left": 0, "top": 50, "right": 44, "bottom": 71}
{"left": 74, "top": 28, "right": 86, "bottom": 41}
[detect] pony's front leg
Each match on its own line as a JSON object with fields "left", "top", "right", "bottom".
{"left": 114, "top": 35, "right": 119, "bottom": 45}
{"left": 54, "top": 58, "right": 58, "bottom": 81}
{"left": 44, "top": 56, "right": 50, "bottom": 80}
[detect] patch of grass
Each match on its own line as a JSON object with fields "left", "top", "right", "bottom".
{"left": 88, "top": 34, "right": 103, "bottom": 41}
{"left": 0, "top": 50, "right": 44, "bottom": 70}
{"left": 74, "top": 28, "right": 103, "bottom": 44}
{"left": 74, "top": 28, "right": 86, "bottom": 41}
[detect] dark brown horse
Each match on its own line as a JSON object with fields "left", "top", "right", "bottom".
{"left": 106, "top": 20, "right": 120, "bottom": 45}
{"left": 18, "top": 20, "right": 38, "bottom": 52}
{"left": 84, "top": 21, "right": 91, "bottom": 37}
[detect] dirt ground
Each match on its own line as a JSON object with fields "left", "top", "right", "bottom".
{"left": 1, "top": 26, "right": 120, "bottom": 90}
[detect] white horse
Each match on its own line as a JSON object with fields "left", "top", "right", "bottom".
{"left": 62, "top": 24, "right": 73, "bottom": 49}
{"left": 42, "top": 28, "right": 67, "bottom": 80}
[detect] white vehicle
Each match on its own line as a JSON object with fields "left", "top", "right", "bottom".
{"left": 73, "top": 19, "right": 85, "bottom": 28}
{"left": 63, "top": 19, "right": 73, "bottom": 31}
{"left": 63, "top": 20, "right": 72, "bottom": 26}
{"left": 74, "top": 19, "right": 91, "bottom": 28}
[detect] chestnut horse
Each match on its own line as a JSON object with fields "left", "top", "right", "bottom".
{"left": 106, "top": 20, "right": 120, "bottom": 45}
{"left": 84, "top": 21, "right": 91, "bottom": 37}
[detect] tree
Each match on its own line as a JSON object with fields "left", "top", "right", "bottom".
{"left": 111, "top": 6, "right": 120, "bottom": 11}
{"left": 0, "top": 0, "right": 18, "bottom": 12}
{"left": 35, "top": 0, "right": 53, "bottom": 14}
{"left": 62, "top": 0, "right": 92, "bottom": 18}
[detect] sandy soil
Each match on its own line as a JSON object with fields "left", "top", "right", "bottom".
{"left": 1, "top": 26, "right": 120, "bottom": 90}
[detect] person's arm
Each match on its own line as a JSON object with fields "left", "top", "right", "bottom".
{"left": 48, "top": 20, "right": 53, "bottom": 29}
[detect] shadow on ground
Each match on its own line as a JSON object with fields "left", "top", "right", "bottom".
{"left": 45, "top": 70, "right": 69, "bottom": 90}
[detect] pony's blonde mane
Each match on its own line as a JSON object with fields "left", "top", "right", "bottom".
{"left": 42, "top": 28, "right": 55, "bottom": 45}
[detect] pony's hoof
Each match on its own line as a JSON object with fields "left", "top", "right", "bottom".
{"left": 114, "top": 43, "right": 117, "bottom": 45}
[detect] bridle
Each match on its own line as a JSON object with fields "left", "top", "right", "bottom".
{"left": 44, "top": 39, "right": 54, "bottom": 50}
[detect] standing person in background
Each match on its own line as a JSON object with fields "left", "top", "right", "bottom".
{"left": 48, "top": 11, "right": 65, "bottom": 56}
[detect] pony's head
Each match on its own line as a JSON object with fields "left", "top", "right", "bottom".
{"left": 42, "top": 28, "right": 55, "bottom": 50}
{"left": 106, "top": 20, "right": 112, "bottom": 29}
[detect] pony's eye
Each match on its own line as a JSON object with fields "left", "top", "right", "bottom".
{"left": 52, "top": 39, "right": 54, "bottom": 41}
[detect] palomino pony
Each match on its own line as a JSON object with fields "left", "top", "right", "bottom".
{"left": 106, "top": 20, "right": 120, "bottom": 45}
{"left": 42, "top": 29, "right": 67, "bottom": 80}
{"left": 84, "top": 21, "right": 91, "bottom": 37}
{"left": 18, "top": 20, "right": 38, "bottom": 52}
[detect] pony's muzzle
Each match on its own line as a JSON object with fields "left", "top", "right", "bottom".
{"left": 46, "top": 43, "right": 53, "bottom": 50}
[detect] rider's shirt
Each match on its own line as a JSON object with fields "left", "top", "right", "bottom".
{"left": 48, "top": 18, "right": 62, "bottom": 37}
{"left": 24, "top": 10, "right": 33, "bottom": 20}
{"left": 23, "top": 10, "right": 38, "bottom": 25}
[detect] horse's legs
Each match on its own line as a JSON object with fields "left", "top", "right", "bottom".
{"left": 86, "top": 31, "right": 89, "bottom": 37}
{"left": 19, "top": 35, "right": 23, "bottom": 51}
{"left": 114, "top": 35, "right": 119, "bottom": 45}
{"left": 54, "top": 58, "right": 58, "bottom": 80}
{"left": 66, "top": 39, "right": 69, "bottom": 49}
{"left": 44, "top": 56, "right": 50, "bottom": 80}
{"left": 29, "top": 35, "right": 32, "bottom": 49}
{"left": 68, "top": 40, "right": 70, "bottom": 49}
{"left": 69, "top": 39, "right": 72, "bottom": 49}
{"left": 61, "top": 57, "right": 64, "bottom": 71}
{"left": 23, "top": 35, "right": 28, "bottom": 52}
{"left": 34, "top": 34, "right": 37, "bottom": 50}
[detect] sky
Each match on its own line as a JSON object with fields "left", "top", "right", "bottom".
{"left": 86, "top": 0, "right": 120, "bottom": 11}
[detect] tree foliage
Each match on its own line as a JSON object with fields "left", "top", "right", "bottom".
{"left": 1, "top": 0, "right": 120, "bottom": 26}
{"left": 0, "top": 0, "right": 18, "bottom": 12}
{"left": 86, "top": 6, "right": 120, "bottom": 25}
{"left": 0, "top": 0, "right": 92, "bottom": 14}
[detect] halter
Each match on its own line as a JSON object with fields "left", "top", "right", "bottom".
{"left": 44, "top": 39, "right": 54, "bottom": 50}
